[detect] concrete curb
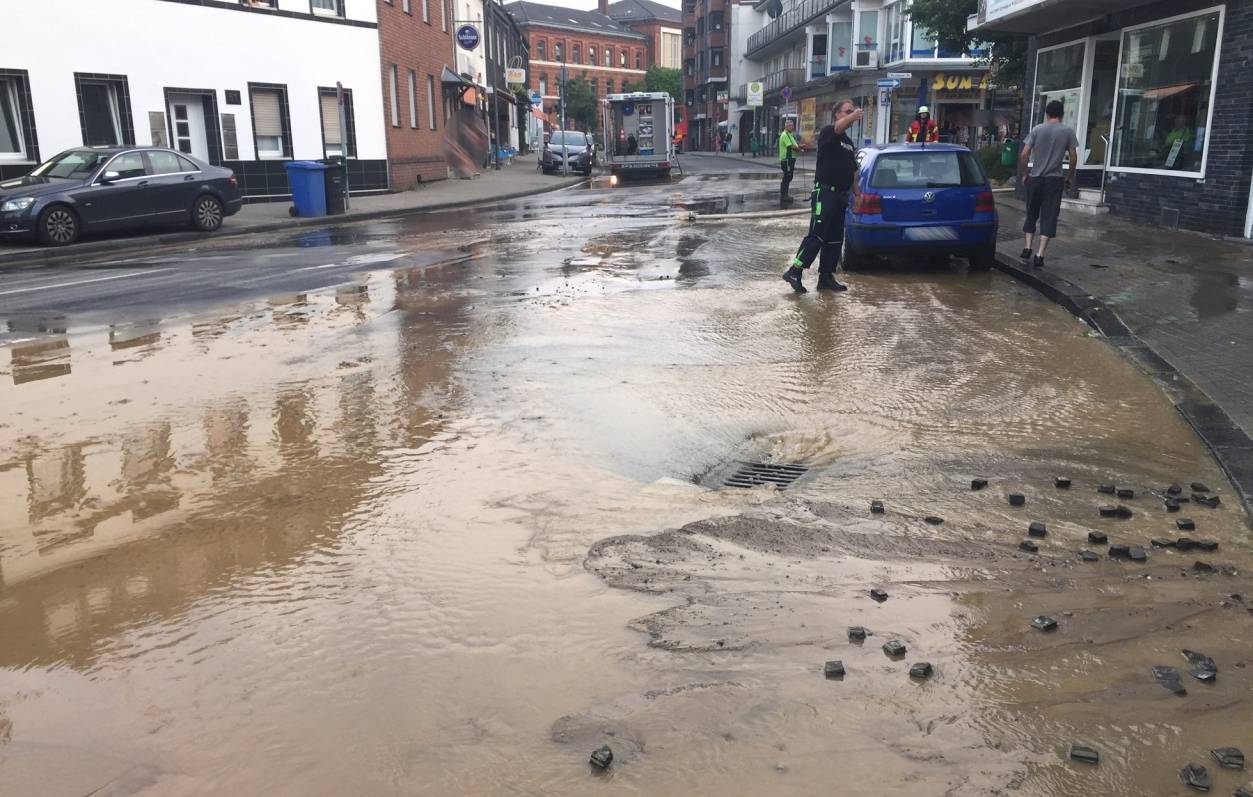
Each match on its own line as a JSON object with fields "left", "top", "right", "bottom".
{"left": 0, "top": 175, "right": 588, "bottom": 271}
{"left": 992, "top": 251, "right": 1253, "bottom": 519}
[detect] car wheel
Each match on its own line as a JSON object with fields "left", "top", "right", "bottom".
{"left": 37, "top": 205, "right": 79, "bottom": 246}
{"left": 969, "top": 244, "right": 996, "bottom": 271}
{"left": 841, "top": 244, "right": 870, "bottom": 272}
{"left": 191, "top": 195, "right": 224, "bottom": 232}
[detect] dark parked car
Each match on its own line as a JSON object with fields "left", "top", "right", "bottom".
{"left": 540, "top": 131, "right": 594, "bottom": 176}
{"left": 0, "top": 146, "right": 243, "bottom": 246}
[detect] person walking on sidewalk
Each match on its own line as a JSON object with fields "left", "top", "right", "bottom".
{"left": 1018, "top": 99, "right": 1078, "bottom": 269}
{"left": 782, "top": 99, "right": 863, "bottom": 294}
{"left": 778, "top": 119, "right": 802, "bottom": 205}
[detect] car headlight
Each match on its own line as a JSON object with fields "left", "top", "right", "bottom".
{"left": 1, "top": 197, "right": 35, "bottom": 213}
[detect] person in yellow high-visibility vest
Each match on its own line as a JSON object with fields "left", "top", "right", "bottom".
{"left": 778, "top": 119, "right": 801, "bottom": 204}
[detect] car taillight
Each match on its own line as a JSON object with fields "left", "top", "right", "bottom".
{"left": 853, "top": 192, "right": 881, "bottom": 214}
{"left": 228, "top": 175, "right": 238, "bottom": 188}
{"left": 975, "top": 191, "right": 995, "bottom": 213}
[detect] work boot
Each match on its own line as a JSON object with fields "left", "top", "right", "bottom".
{"left": 816, "top": 272, "right": 848, "bottom": 292}
{"left": 782, "top": 266, "right": 807, "bottom": 293}
{"left": 1019, "top": 247, "right": 1032, "bottom": 260}
{"left": 1033, "top": 255, "right": 1044, "bottom": 269}
{"left": 780, "top": 194, "right": 794, "bottom": 205}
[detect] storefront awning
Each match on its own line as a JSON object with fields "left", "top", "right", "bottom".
{"left": 970, "top": 0, "right": 1155, "bottom": 35}
{"left": 441, "top": 67, "right": 485, "bottom": 91}
{"left": 1140, "top": 83, "right": 1197, "bottom": 100}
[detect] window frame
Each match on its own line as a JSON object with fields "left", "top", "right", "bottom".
{"left": 422, "top": 0, "right": 430, "bottom": 24}
{"left": 317, "top": 86, "right": 356, "bottom": 159}
{"left": 247, "top": 82, "right": 291, "bottom": 160}
{"left": 408, "top": 69, "right": 419, "bottom": 128}
{"left": 74, "top": 73, "right": 134, "bottom": 148}
{"left": 388, "top": 64, "right": 400, "bottom": 127}
{"left": 426, "top": 74, "right": 437, "bottom": 130}
{"left": 0, "top": 70, "right": 36, "bottom": 164}
{"left": 309, "top": 0, "right": 344, "bottom": 18}
{"left": 1106, "top": 5, "right": 1224, "bottom": 179}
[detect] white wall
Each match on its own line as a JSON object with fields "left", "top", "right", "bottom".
{"left": 5, "top": 0, "right": 386, "bottom": 162}
{"left": 456, "top": 0, "right": 489, "bottom": 86}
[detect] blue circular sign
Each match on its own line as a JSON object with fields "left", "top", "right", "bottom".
{"left": 781, "top": 85, "right": 792, "bottom": 101}
{"left": 456, "top": 24, "right": 480, "bottom": 50}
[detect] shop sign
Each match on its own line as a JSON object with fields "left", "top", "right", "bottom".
{"left": 799, "top": 97, "right": 817, "bottom": 146}
{"left": 931, "top": 73, "right": 990, "bottom": 92}
{"left": 456, "top": 24, "right": 480, "bottom": 50}
{"left": 717, "top": 90, "right": 729, "bottom": 104}
{"left": 746, "top": 82, "right": 764, "bottom": 107}
{"left": 984, "top": 0, "right": 1046, "bottom": 24}
{"left": 505, "top": 68, "right": 526, "bottom": 84}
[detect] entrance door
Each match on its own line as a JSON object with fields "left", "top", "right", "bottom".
{"left": 167, "top": 94, "right": 208, "bottom": 161}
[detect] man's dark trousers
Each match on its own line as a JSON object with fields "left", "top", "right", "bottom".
{"left": 791, "top": 184, "right": 848, "bottom": 274}
{"left": 780, "top": 157, "right": 797, "bottom": 199}
{"left": 1023, "top": 176, "right": 1065, "bottom": 238}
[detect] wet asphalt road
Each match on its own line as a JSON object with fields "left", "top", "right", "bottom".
{"left": 2, "top": 154, "right": 1250, "bottom": 796}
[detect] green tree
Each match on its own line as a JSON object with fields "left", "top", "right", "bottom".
{"left": 907, "top": 0, "right": 1027, "bottom": 90}
{"left": 562, "top": 75, "right": 598, "bottom": 133}
{"left": 631, "top": 66, "right": 682, "bottom": 105}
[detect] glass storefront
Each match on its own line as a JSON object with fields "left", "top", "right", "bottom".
{"left": 1033, "top": 42, "right": 1084, "bottom": 129}
{"left": 1112, "top": 10, "right": 1220, "bottom": 174}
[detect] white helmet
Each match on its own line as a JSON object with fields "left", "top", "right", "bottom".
{"left": 918, "top": 105, "right": 930, "bottom": 114}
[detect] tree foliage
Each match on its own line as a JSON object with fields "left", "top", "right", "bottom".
{"left": 562, "top": 75, "right": 598, "bottom": 133}
{"left": 627, "top": 66, "right": 683, "bottom": 105}
{"left": 907, "top": 0, "right": 1028, "bottom": 89}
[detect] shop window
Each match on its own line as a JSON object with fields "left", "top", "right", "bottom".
{"left": 1111, "top": 10, "right": 1219, "bottom": 174}
{"left": 1031, "top": 42, "right": 1084, "bottom": 129}
{"left": 1083, "top": 40, "right": 1120, "bottom": 165}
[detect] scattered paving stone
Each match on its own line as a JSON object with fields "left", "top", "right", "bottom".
{"left": 1197, "top": 540, "right": 1219, "bottom": 552}
{"left": 882, "top": 640, "right": 907, "bottom": 657}
{"left": 1117, "top": 488, "right": 1135, "bottom": 499}
{"left": 589, "top": 745, "right": 614, "bottom": 770}
{"left": 1028, "top": 522, "right": 1048, "bottom": 538}
{"left": 1009, "top": 493, "right": 1026, "bottom": 507}
{"left": 871, "top": 500, "right": 885, "bottom": 514}
{"left": 1098, "top": 484, "right": 1116, "bottom": 494}
{"left": 848, "top": 626, "right": 867, "bottom": 642}
{"left": 1194, "top": 495, "right": 1222, "bottom": 508}
{"left": 1079, "top": 550, "right": 1101, "bottom": 562}
{"left": 1069, "top": 745, "right": 1100, "bottom": 765}
{"left": 1031, "top": 615, "right": 1058, "bottom": 631}
{"left": 1019, "top": 540, "right": 1039, "bottom": 554}
{"left": 1128, "top": 546, "right": 1148, "bottom": 563}
{"left": 1192, "top": 667, "right": 1218, "bottom": 683}
{"left": 924, "top": 515, "right": 944, "bottom": 525}
{"left": 870, "top": 589, "right": 889, "bottom": 602}
{"left": 909, "top": 662, "right": 933, "bottom": 679}
{"left": 1177, "top": 537, "right": 1198, "bottom": 551}
{"left": 1099, "top": 505, "right": 1119, "bottom": 518}
{"left": 1165, "top": 498, "right": 1181, "bottom": 512}
{"left": 1153, "top": 665, "right": 1188, "bottom": 695}
{"left": 1177, "top": 519, "right": 1197, "bottom": 531}
{"left": 1184, "top": 649, "right": 1218, "bottom": 678}
{"left": 1167, "top": 483, "right": 1184, "bottom": 495}
{"left": 1179, "top": 762, "right": 1211, "bottom": 791}
{"left": 1193, "top": 561, "right": 1217, "bottom": 574}
{"left": 1055, "top": 477, "right": 1072, "bottom": 489}
{"left": 1152, "top": 538, "right": 1177, "bottom": 548}
{"left": 1234, "top": 787, "right": 1253, "bottom": 797}
{"left": 1192, "top": 482, "right": 1211, "bottom": 493}
{"left": 971, "top": 478, "right": 988, "bottom": 490}
{"left": 1088, "top": 531, "right": 1108, "bottom": 545}
{"left": 1115, "top": 505, "right": 1134, "bottom": 519}
{"left": 824, "top": 660, "right": 846, "bottom": 679}
{"left": 1109, "top": 544, "right": 1131, "bottom": 559}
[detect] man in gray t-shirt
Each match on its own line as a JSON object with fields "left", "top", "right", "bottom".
{"left": 1017, "top": 100, "right": 1078, "bottom": 268}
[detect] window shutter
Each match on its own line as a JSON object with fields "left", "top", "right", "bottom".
{"left": 321, "top": 94, "right": 341, "bottom": 144}
{"left": 253, "top": 90, "right": 282, "bottom": 137}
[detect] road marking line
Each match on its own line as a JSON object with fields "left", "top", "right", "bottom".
{"left": 0, "top": 268, "right": 175, "bottom": 297}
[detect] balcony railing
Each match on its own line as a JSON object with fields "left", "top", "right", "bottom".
{"left": 747, "top": 0, "right": 847, "bottom": 57}
{"left": 762, "top": 67, "right": 806, "bottom": 95}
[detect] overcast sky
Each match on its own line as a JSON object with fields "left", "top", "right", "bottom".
{"left": 534, "top": 0, "right": 681, "bottom": 10}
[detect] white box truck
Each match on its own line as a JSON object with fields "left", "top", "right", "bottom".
{"left": 601, "top": 92, "right": 675, "bottom": 179}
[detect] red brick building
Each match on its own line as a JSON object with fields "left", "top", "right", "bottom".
{"left": 504, "top": 0, "right": 648, "bottom": 128}
{"left": 607, "top": 0, "right": 683, "bottom": 72}
{"left": 682, "top": 0, "right": 731, "bottom": 151}
{"left": 377, "top": 0, "right": 456, "bottom": 187}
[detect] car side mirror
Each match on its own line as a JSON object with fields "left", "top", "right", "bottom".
{"left": 99, "top": 170, "right": 121, "bottom": 184}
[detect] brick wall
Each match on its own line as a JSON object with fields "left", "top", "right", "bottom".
{"left": 378, "top": 0, "right": 454, "bottom": 188}
{"left": 523, "top": 25, "right": 647, "bottom": 122}
{"left": 616, "top": 18, "right": 664, "bottom": 68}
{"left": 1025, "top": 0, "right": 1253, "bottom": 235}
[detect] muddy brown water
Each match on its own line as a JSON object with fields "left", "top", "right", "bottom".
{"left": 1, "top": 191, "right": 1249, "bottom": 796}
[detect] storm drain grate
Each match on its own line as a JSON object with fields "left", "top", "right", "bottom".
{"left": 723, "top": 462, "right": 809, "bottom": 490}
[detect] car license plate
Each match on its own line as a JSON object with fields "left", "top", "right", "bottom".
{"left": 903, "top": 226, "right": 958, "bottom": 241}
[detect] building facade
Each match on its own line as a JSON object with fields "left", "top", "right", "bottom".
{"left": 608, "top": 0, "right": 685, "bottom": 69}
{"left": 2, "top": 0, "right": 390, "bottom": 199}
{"left": 973, "top": 0, "right": 1253, "bottom": 237}
{"left": 486, "top": 0, "right": 532, "bottom": 152}
{"left": 378, "top": 0, "right": 458, "bottom": 187}
{"left": 505, "top": 0, "right": 649, "bottom": 135}
{"left": 682, "top": 0, "right": 734, "bottom": 150}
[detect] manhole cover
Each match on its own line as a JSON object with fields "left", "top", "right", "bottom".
{"left": 723, "top": 462, "right": 808, "bottom": 490}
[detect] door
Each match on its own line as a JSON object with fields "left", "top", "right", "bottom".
{"left": 167, "top": 94, "right": 209, "bottom": 162}
{"left": 73, "top": 151, "right": 154, "bottom": 229}
{"left": 145, "top": 149, "right": 204, "bottom": 220}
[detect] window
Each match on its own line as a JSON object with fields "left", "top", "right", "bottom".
{"left": 661, "top": 32, "right": 681, "bottom": 68}
{"left": 388, "top": 64, "right": 399, "bottom": 126}
{"left": 606, "top": 80, "right": 613, "bottom": 94}
{"left": 555, "top": 42, "right": 563, "bottom": 61}
{"left": 620, "top": 49, "right": 627, "bottom": 67}
{"left": 869, "top": 151, "right": 985, "bottom": 188}
{"left": 0, "top": 74, "right": 29, "bottom": 161}
{"left": 858, "top": 9, "right": 879, "bottom": 49}
{"left": 402, "top": 0, "right": 410, "bottom": 10}
{"left": 105, "top": 152, "right": 147, "bottom": 180}
{"left": 539, "top": 75, "right": 548, "bottom": 95}
{"left": 320, "top": 92, "right": 345, "bottom": 156}
{"left": 711, "top": 11, "right": 723, "bottom": 30}
{"left": 76, "top": 75, "right": 132, "bottom": 147}
{"left": 830, "top": 20, "right": 852, "bottom": 69}
{"left": 249, "top": 85, "right": 288, "bottom": 158}
{"left": 884, "top": 2, "right": 906, "bottom": 62}
{"left": 408, "top": 69, "right": 418, "bottom": 128}
{"left": 910, "top": 21, "right": 936, "bottom": 57}
{"left": 589, "top": 46, "right": 597, "bottom": 65}
{"left": 221, "top": 113, "right": 239, "bottom": 159}
{"left": 442, "top": 0, "right": 448, "bottom": 30}
{"left": 1032, "top": 42, "right": 1084, "bottom": 129}
{"left": 426, "top": 74, "right": 436, "bottom": 129}
{"left": 573, "top": 44, "right": 581, "bottom": 63}
{"left": 149, "top": 150, "right": 197, "bottom": 174}
{"left": 422, "top": 0, "right": 429, "bottom": 23}
{"left": 537, "top": 39, "right": 545, "bottom": 59}
{"left": 635, "top": 51, "right": 642, "bottom": 69}
{"left": 1109, "top": 10, "right": 1220, "bottom": 175}
{"left": 591, "top": 79, "right": 598, "bottom": 97}
{"left": 711, "top": 49, "right": 721, "bottom": 67}
{"left": 148, "top": 111, "right": 167, "bottom": 147}
{"left": 604, "top": 49, "right": 611, "bottom": 67}
{"left": 1083, "top": 39, "right": 1120, "bottom": 166}
{"left": 31, "top": 149, "right": 108, "bottom": 179}
{"left": 311, "top": 0, "right": 342, "bottom": 17}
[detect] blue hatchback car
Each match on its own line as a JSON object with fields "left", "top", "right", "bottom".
{"left": 843, "top": 143, "right": 997, "bottom": 271}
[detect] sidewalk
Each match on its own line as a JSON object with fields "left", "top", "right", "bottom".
{"left": 684, "top": 149, "right": 816, "bottom": 172}
{"left": 1, "top": 163, "right": 583, "bottom": 269}
{"left": 992, "top": 195, "right": 1253, "bottom": 515}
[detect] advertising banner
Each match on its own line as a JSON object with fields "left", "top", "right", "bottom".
{"left": 799, "top": 97, "right": 817, "bottom": 146}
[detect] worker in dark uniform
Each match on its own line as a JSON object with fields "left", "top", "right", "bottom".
{"left": 782, "top": 98, "right": 863, "bottom": 293}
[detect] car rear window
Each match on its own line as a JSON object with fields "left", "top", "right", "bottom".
{"left": 549, "top": 132, "right": 584, "bottom": 145}
{"left": 870, "top": 151, "right": 985, "bottom": 189}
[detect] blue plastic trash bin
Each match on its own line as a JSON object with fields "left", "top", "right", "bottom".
{"left": 285, "top": 161, "right": 329, "bottom": 217}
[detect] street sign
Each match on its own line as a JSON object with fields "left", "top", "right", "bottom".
{"left": 456, "top": 24, "right": 480, "bottom": 50}
{"left": 781, "top": 85, "right": 792, "bottom": 101}
{"left": 505, "top": 67, "right": 526, "bottom": 84}
{"left": 886, "top": 72, "right": 912, "bottom": 79}
{"left": 746, "top": 81, "right": 763, "bottom": 107}
{"left": 876, "top": 78, "right": 901, "bottom": 88}
{"left": 716, "top": 90, "right": 728, "bottom": 103}
{"left": 530, "top": 90, "right": 542, "bottom": 106}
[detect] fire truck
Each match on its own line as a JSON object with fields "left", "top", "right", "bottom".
{"left": 601, "top": 92, "right": 675, "bottom": 179}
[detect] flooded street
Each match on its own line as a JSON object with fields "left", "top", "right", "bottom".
{"left": 2, "top": 167, "right": 1250, "bottom": 796}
